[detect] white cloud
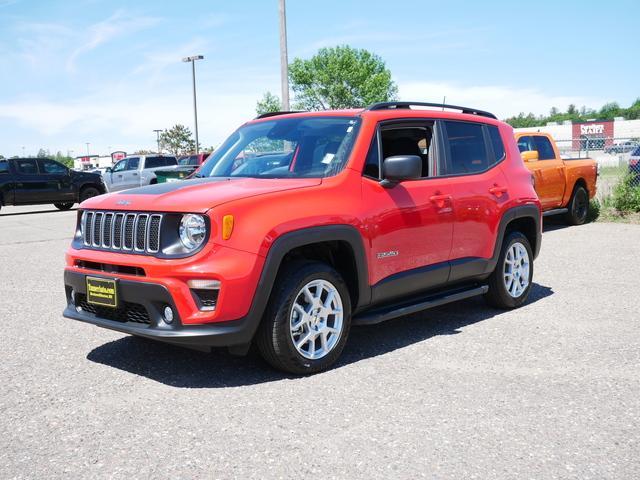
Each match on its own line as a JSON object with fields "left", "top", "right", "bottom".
{"left": 398, "top": 81, "right": 607, "bottom": 119}
{"left": 66, "top": 10, "right": 161, "bottom": 72}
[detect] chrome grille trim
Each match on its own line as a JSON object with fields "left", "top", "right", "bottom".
{"left": 81, "top": 210, "right": 164, "bottom": 255}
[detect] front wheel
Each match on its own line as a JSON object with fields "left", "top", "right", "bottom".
{"left": 54, "top": 202, "right": 74, "bottom": 211}
{"left": 484, "top": 231, "right": 533, "bottom": 309}
{"left": 564, "top": 185, "right": 589, "bottom": 225}
{"left": 256, "top": 261, "right": 352, "bottom": 374}
{"left": 79, "top": 187, "right": 100, "bottom": 203}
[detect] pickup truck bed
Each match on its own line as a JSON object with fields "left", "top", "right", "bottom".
{"left": 516, "top": 132, "right": 597, "bottom": 225}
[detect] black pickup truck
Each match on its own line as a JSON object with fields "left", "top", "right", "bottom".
{"left": 0, "top": 158, "right": 106, "bottom": 212}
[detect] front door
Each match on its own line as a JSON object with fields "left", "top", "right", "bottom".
{"left": 361, "top": 121, "right": 454, "bottom": 303}
{"left": 108, "top": 159, "right": 129, "bottom": 192}
{"left": 37, "top": 159, "right": 74, "bottom": 203}
{"left": 121, "top": 157, "right": 141, "bottom": 190}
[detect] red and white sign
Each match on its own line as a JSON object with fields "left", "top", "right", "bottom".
{"left": 111, "top": 151, "right": 127, "bottom": 162}
{"left": 572, "top": 120, "right": 614, "bottom": 149}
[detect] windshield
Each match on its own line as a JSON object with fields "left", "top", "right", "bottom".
{"left": 196, "top": 116, "right": 360, "bottom": 179}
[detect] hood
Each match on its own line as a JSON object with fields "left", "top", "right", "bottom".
{"left": 81, "top": 177, "right": 322, "bottom": 213}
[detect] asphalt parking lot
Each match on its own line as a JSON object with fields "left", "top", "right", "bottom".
{"left": 1, "top": 205, "right": 639, "bottom": 479}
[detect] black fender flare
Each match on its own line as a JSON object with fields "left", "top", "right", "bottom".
{"left": 486, "top": 204, "right": 541, "bottom": 274}
{"left": 238, "top": 225, "right": 370, "bottom": 342}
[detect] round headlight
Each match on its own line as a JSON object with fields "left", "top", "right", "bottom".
{"left": 179, "top": 214, "right": 207, "bottom": 250}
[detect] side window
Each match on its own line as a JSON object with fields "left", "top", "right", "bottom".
{"left": 112, "top": 159, "right": 127, "bottom": 172}
{"left": 533, "top": 136, "right": 556, "bottom": 160}
{"left": 165, "top": 156, "right": 178, "bottom": 166}
{"left": 145, "top": 157, "right": 163, "bottom": 169}
{"left": 363, "top": 133, "right": 380, "bottom": 179}
{"left": 517, "top": 136, "right": 535, "bottom": 153}
{"left": 380, "top": 124, "right": 433, "bottom": 178}
{"left": 443, "top": 121, "right": 489, "bottom": 175}
{"left": 40, "top": 159, "right": 67, "bottom": 174}
{"left": 488, "top": 126, "right": 506, "bottom": 163}
{"left": 15, "top": 159, "right": 38, "bottom": 175}
{"left": 0, "top": 160, "right": 9, "bottom": 174}
{"left": 126, "top": 157, "right": 140, "bottom": 170}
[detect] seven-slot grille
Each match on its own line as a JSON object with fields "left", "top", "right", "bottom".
{"left": 82, "top": 211, "right": 162, "bottom": 254}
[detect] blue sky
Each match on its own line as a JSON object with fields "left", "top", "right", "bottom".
{"left": 1, "top": 0, "right": 638, "bottom": 157}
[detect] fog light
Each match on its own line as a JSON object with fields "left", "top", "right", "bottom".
{"left": 163, "top": 305, "right": 174, "bottom": 324}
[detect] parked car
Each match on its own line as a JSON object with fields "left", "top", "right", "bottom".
{"left": 155, "top": 153, "right": 210, "bottom": 183}
{"left": 0, "top": 157, "right": 105, "bottom": 212}
{"left": 63, "top": 102, "right": 542, "bottom": 374}
{"left": 604, "top": 141, "right": 638, "bottom": 154}
{"left": 102, "top": 155, "right": 178, "bottom": 192}
{"left": 515, "top": 132, "right": 598, "bottom": 225}
{"left": 629, "top": 146, "right": 640, "bottom": 186}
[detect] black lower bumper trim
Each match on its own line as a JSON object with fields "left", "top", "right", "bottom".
{"left": 63, "top": 270, "right": 254, "bottom": 347}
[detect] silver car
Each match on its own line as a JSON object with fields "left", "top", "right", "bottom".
{"left": 102, "top": 155, "right": 178, "bottom": 192}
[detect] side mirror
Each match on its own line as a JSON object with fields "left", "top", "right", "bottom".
{"left": 381, "top": 155, "right": 422, "bottom": 187}
{"left": 521, "top": 150, "right": 539, "bottom": 162}
{"left": 105, "top": 167, "right": 112, "bottom": 173}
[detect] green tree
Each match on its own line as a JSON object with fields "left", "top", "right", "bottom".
{"left": 159, "top": 124, "right": 196, "bottom": 156}
{"left": 288, "top": 45, "right": 398, "bottom": 110}
{"left": 256, "top": 91, "right": 282, "bottom": 116}
{"left": 36, "top": 148, "right": 49, "bottom": 158}
{"left": 133, "top": 149, "right": 156, "bottom": 155}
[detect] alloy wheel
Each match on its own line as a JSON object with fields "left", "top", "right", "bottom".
{"left": 289, "top": 279, "right": 344, "bottom": 360}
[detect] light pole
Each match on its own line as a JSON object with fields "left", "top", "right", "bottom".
{"left": 278, "top": 0, "right": 290, "bottom": 110}
{"left": 153, "top": 129, "right": 163, "bottom": 153}
{"left": 85, "top": 143, "right": 90, "bottom": 156}
{"left": 182, "top": 55, "right": 204, "bottom": 154}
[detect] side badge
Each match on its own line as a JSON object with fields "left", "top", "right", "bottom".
{"left": 377, "top": 250, "right": 399, "bottom": 259}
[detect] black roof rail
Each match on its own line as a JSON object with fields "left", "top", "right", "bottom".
{"left": 256, "top": 110, "right": 305, "bottom": 119}
{"left": 365, "top": 102, "right": 497, "bottom": 120}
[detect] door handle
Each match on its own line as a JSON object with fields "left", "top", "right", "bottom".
{"left": 429, "top": 194, "right": 452, "bottom": 208}
{"left": 132, "top": 173, "right": 138, "bottom": 176}
{"left": 489, "top": 185, "right": 508, "bottom": 197}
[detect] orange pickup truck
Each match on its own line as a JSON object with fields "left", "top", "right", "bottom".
{"left": 515, "top": 132, "right": 597, "bottom": 225}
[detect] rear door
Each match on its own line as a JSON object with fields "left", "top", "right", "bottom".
{"left": 37, "top": 159, "right": 74, "bottom": 202}
{"left": 444, "top": 121, "right": 510, "bottom": 281}
{"left": 518, "top": 135, "right": 565, "bottom": 208}
{"left": 12, "top": 159, "right": 44, "bottom": 204}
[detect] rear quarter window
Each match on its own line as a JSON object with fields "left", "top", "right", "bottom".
{"left": 488, "top": 126, "right": 505, "bottom": 162}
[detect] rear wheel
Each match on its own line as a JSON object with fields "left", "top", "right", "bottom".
{"left": 484, "top": 231, "right": 533, "bottom": 309}
{"left": 54, "top": 202, "right": 74, "bottom": 211}
{"left": 79, "top": 186, "right": 100, "bottom": 203}
{"left": 256, "top": 261, "right": 351, "bottom": 374}
{"left": 564, "top": 185, "right": 589, "bottom": 225}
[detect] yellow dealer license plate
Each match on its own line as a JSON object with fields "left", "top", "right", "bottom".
{"left": 86, "top": 277, "right": 118, "bottom": 308}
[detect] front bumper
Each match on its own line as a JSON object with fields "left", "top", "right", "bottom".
{"left": 63, "top": 270, "right": 255, "bottom": 347}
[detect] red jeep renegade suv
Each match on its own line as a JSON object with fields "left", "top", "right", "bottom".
{"left": 63, "top": 102, "right": 542, "bottom": 374}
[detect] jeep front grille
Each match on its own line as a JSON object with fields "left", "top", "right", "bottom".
{"left": 82, "top": 211, "right": 163, "bottom": 255}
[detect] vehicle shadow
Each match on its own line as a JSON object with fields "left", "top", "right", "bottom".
{"left": 0, "top": 208, "right": 77, "bottom": 217}
{"left": 87, "top": 282, "right": 554, "bottom": 388}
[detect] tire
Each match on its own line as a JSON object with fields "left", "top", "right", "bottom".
{"left": 256, "top": 261, "right": 352, "bottom": 374}
{"left": 54, "top": 202, "right": 74, "bottom": 211}
{"left": 564, "top": 185, "right": 589, "bottom": 225}
{"left": 484, "top": 231, "right": 534, "bottom": 309}
{"left": 79, "top": 186, "right": 100, "bottom": 203}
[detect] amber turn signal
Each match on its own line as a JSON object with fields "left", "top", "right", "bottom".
{"left": 222, "top": 215, "right": 234, "bottom": 240}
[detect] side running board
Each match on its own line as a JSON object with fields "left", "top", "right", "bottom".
{"left": 352, "top": 285, "right": 489, "bottom": 326}
{"left": 543, "top": 208, "right": 569, "bottom": 217}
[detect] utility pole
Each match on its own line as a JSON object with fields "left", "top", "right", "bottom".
{"left": 182, "top": 55, "right": 204, "bottom": 154}
{"left": 85, "top": 143, "right": 90, "bottom": 156}
{"left": 278, "top": 0, "right": 290, "bottom": 111}
{"left": 153, "top": 129, "right": 163, "bottom": 153}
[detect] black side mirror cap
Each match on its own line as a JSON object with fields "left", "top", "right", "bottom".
{"left": 381, "top": 155, "right": 422, "bottom": 188}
